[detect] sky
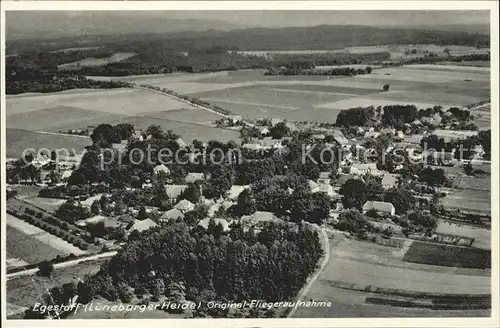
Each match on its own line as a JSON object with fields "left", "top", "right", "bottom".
{"left": 6, "top": 10, "right": 490, "bottom": 40}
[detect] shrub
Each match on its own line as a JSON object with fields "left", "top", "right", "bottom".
{"left": 35, "top": 212, "right": 43, "bottom": 219}
{"left": 382, "top": 84, "right": 390, "bottom": 91}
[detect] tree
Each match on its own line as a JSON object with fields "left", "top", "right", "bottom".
{"left": 419, "top": 167, "right": 448, "bottom": 187}
{"left": 146, "top": 125, "right": 164, "bottom": 139}
{"left": 269, "top": 122, "right": 290, "bottom": 139}
{"left": 138, "top": 206, "right": 148, "bottom": 220}
{"left": 37, "top": 260, "right": 54, "bottom": 278}
{"left": 384, "top": 186, "right": 415, "bottom": 214}
{"left": 382, "top": 84, "right": 390, "bottom": 91}
{"left": 339, "top": 179, "right": 368, "bottom": 210}
{"left": 365, "top": 66, "right": 372, "bottom": 74}
{"left": 203, "top": 165, "right": 234, "bottom": 199}
{"left": 179, "top": 183, "right": 201, "bottom": 204}
{"left": 91, "top": 200, "right": 101, "bottom": 215}
{"left": 233, "top": 189, "right": 256, "bottom": 217}
{"left": 335, "top": 209, "right": 368, "bottom": 233}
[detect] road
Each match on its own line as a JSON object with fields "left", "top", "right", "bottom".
{"left": 288, "top": 225, "right": 330, "bottom": 317}
{"left": 7, "top": 251, "right": 117, "bottom": 279}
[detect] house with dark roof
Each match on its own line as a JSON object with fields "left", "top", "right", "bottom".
{"left": 362, "top": 201, "right": 395, "bottom": 216}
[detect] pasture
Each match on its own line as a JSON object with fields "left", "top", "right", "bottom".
{"left": 6, "top": 225, "right": 65, "bottom": 266}
{"left": 403, "top": 241, "right": 491, "bottom": 269}
{"left": 6, "top": 128, "right": 91, "bottom": 158}
{"left": 440, "top": 189, "right": 491, "bottom": 215}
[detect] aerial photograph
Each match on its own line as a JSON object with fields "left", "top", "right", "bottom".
{"left": 2, "top": 7, "right": 494, "bottom": 322}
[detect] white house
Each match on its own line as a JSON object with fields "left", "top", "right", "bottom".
{"left": 185, "top": 172, "right": 205, "bottom": 184}
{"left": 362, "top": 201, "right": 396, "bottom": 216}
{"left": 165, "top": 185, "right": 188, "bottom": 199}
{"left": 174, "top": 199, "right": 195, "bottom": 212}
{"left": 159, "top": 208, "right": 185, "bottom": 222}
{"left": 128, "top": 218, "right": 158, "bottom": 233}
{"left": 381, "top": 173, "right": 399, "bottom": 190}
{"left": 198, "top": 218, "right": 231, "bottom": 232}
{"left": 154, "top": 164, "right": 170, "bottom": 175}
{"left": 349, "top": 163, "right": 380, "bottom": 176}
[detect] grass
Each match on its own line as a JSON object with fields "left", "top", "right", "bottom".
{"left": 141, "top": 108, "right": 222, "bottom": 124}
{"left": 6, "top": 128, "right": 91, "bottom": 158}
{"left": 7, "top": 259, "right": 106, "bottom": 308}
{"left": 6, "top": 225, "right": 66, "bottom": 265}
{"left": 58, "top": 52, "right": 136, "bottom": 70}
{"left": 403, "top": 241, "right": 491, "bottom": 269}
{"left": 441, "top": 189, "right": 491, "bottom": 214}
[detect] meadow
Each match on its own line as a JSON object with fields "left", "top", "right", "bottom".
{"left": 58, "top": 52, "right": 136, "bottom": 71}
{"left": 403, "top": 241, "right": 491, "bottom": 269}
{"left": 440, "top": 189, "right": 491, "bottom": 215}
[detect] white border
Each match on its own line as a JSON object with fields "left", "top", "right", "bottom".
{"left": 1, "top": 2, "right": 499, "bottom": 328}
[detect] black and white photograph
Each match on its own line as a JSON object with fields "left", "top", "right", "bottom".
{"left": 1, "top": 1, "right": 498, "bottom": 326}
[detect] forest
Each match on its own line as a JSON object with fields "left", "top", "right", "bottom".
{"left": 25, "top": 221, "right": 323, "bottom": 319}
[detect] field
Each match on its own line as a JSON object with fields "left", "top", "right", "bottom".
{"left": 293, "top": 235, "right": 490, "bottom": 317}
{"left": 403, "top": 241, "right": 491, "bottom": 269}
{"left": 58, "top": 52, "right": 136, "bottom": 71}
{"left": 6, "top": 225, "right": 66, "bottom": 266}
{"left": 440, "top": 189, "right": 491, "bottom": 215}
{"left": 7, "top": 259, "right": 106, "bottom": 311}
{"left": 435, "top": 221, "right": 490, "bottom": 250}
{"left": 6, "top": 128, "right": 91, "bottom": 158}
{"left": 7, "top": 214, "right": 87, "bottom": 259}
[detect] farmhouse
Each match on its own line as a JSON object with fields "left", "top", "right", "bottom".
{"left": 362, "top": 201, "right": 396, "bottom": 216}
{"left": 350, "top": 163, "right": 380, "bottom": 176}
{"left": 381, "top": 173, "right": 399, "bottom": 189}
{"left": 198, "top": 218, "right": 231, "bottom": 232}
{"left": 185, "top": 172, "right": 205, "bottom": 184}
{"left": 165, "top": 185, "right": 188, "bottom": 199}
{"left": 154, "top": 164, "right": 170, "bottom": 175}
{"left": 159, "top": 208, "right": 185, "bottom": 222}
{"left": 128, "top": 218, "right": 158, "bottom": 233}
{"left": 227, "top": 185, "right": 250, "bottom": 200}
{"left": 174, "top": 199, "right": 195, "bottom": 212}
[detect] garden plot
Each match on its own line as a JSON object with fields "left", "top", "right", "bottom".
{"left": 440, "top": 190, "right": 491, "bottom": 214}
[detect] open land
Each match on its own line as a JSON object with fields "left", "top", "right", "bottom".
{"left": 292, "top": 234, "right": 490, "bottom": 317}
{"left": 440, "top": 189, "right": 491, "bottom": 215}
{"left": 7, "top": 214, "right": 87, "bottom": 259}
{"left": 58, "top": 52, "right": 136, "bottom": 71}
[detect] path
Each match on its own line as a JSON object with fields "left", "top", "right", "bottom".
{"left": 7, "top": 251, "right": 118, "bottom": 279}
{"left": 288, "top": 225, "right": 330, "bottom": 317}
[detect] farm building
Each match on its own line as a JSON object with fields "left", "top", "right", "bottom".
{"left": 185, "top": 172, "right": 205, "bottom": 184}
{"left": 153, "top": 164, "right": 170, "bottom": 175}
{"left": 350, "top": 163, "right": 381, "bottom": 176}
{"left": 362, "top": 201, "right": 396, "bottom": 216}
{"left": 165, "top": 185, "right": 187, "bottom": 199}
{"left": 382, "top": 173, "right": 399, "bottom": 189}
{"left": 198, "top": 218, "right": 231, "bottom": 232}
{"left": 159, "top": 208, "right": 185, "bottom": 222}
{"left": 434, "top": 221, "right": 490, "bottom": 249}
{"left": 227, "top": 185, "right": 250, "bottom": 200}
{"left": 128, "top": 218, "right": 158, "bottom": 233}
{"left": 174, "top": 199, "right": 195, "bottom": 212}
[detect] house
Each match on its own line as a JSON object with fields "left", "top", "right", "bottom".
{"left": 176, "top": 137, "right": 188, "bottom": 148}
{"left": 80, "top": 193, "right": 104, "bottom": 208}
{"left": 165, "top": 185, "right": 188, "bottom": 199}
{"left": 227, "top": 185, "right": 250, "bottom": 200}
{"left": 38, "top": 170, "right": 52, "bottom": 183}
{"left": 185, "top": 172, "right": 205, "bottom": 184}
{"left": 349, "top": 163, "right": 379, "bottom": 176}
{"left": 241, "top": 211, "right": 278, "bottom": 224}
{"left": 396, "top": 130, "right": 405, "bottom": 139}
{"left": 198, "top": 218, "right": 231, "bottom": 232}
{"left": 228, "top": 115, "right": 242, "bottom": 124}
{"left": 159, "top": 208, "right": 185, "bottom": 222}
{"left": 259, "top": 127, "right": 270, "bottom": 135}
{"left": 334, "top": 174, "right": 362, "bottom": 188}
{"left": 271, "top": 118, "right": 283, "bottom": 126}
{"left": 153, "top": 164, "right": 170, "bottom": 175}
{"left": 111, "top": 140, "right": 128, "bottom": 153}
{"left": 364, "top": 131, "right": 380, "bottom": 139}
{"left": 133, "top": 130, "right": 144, "bottom": 141}
{"left": 380, "top": 128, "right": 396, "bottom": 135}
{"left": 318, "top": 183, "right": 341, "bottom": 199}
{"left": 308, "top": 180, "right": 320, "bottom": 193}
{"left": 312, "top": 134, "right": 325, "bottom": 140}
{"left": 128, "top": 218, "right": 158, "bottom": 233}
{"left": 75, "top": 215, "right": 107, "bottom": 227}
{"left": 285, "top": 122, "right": 298, "bottom": 132}
{"left": 32, "top": 154, "right": 51, "bottom": 168}
{"left": 332, "top": 130, "right": 349, "bottom": 146}
{"left": 362, "top": 201, "right": 396, "bottom": 216}
{"left": 381, "top": 173, "right": 399, "bottom": 190}
{"left": 356, "top": 127, "right": 365, "bottom": 135}
{"left": 317, "top": 172, "right": 331, "bottom": 185}
{"left": 411, "top": 119, "right": 422, "bottom": 126}
{"left": 254, "top": 137, "right": 282, "bottom": 148}
{"left": 61, "top": 170, "right": 73, "bottom": 181}
{"left": 242, "top": 143, "right": 262, "bottom": 151}
{"left": 174, "top": 199, "right": 195, "bottom": 212}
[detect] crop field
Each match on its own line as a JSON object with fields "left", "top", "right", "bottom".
{"left": 441, "top": 189, "right": 491, "bottom": 214}
{"left": 7, "top": 259, "right": 106, "bottom": 309}
{"left": 452, "top": 176, "right": 491, "bottom": 191}
{"left": 140, "top": 108, "right": 222, "bottom": 124}
{"left": 293, "top": 236, "right": 490, "bottom": 317}
{"left": 7, "top": 214, "right": 87, "bottom": 257}
{"left": 435, "top": 221, "right": 490, "bottom": 250}
{"left": 403, "top": 241, "right": 491, "bottom": 269}
{"left": 58, "top": 52, "right": 136, "bottom": 70}
{"left": 109, "top": 116, "right": 240, "bottom": 143}
{"left": 6, "top": 128, "right": 91, "bottom": 158}
{"left": 6, "top": 225, "right": 65, "bottom": 265}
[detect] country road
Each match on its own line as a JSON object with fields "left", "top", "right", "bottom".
{"left": 7, "top": 251, "right": 117, "bottom": 279}
{"left": 288, "top": 225, "right": 330, "bottom": 317}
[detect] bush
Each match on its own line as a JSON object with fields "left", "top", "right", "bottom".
{"left": 35, "top": 212, "right": 43, "bottom": 219}
{"left": 383, "top": 84, "right": 390, "bottom": 91}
